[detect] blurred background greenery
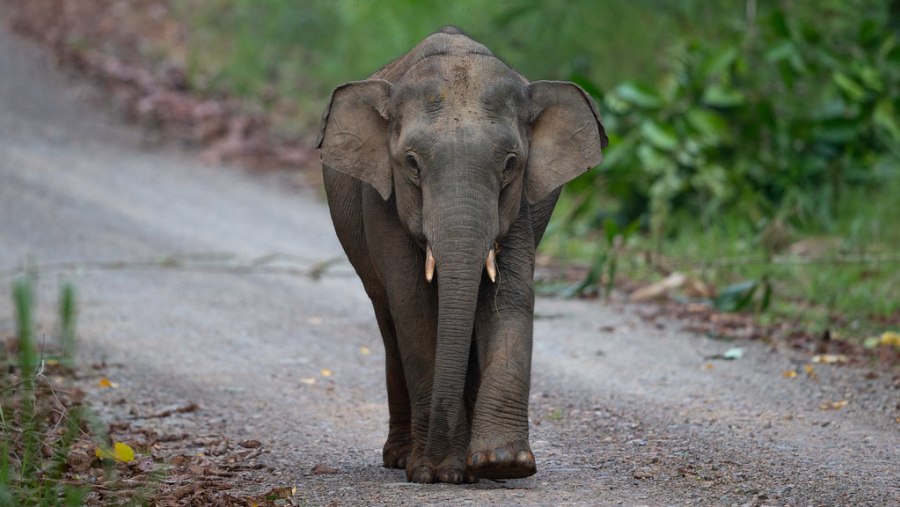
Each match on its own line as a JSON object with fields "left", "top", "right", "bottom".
{"left": 182, "top": 0, "right": 900, "bottom": 341}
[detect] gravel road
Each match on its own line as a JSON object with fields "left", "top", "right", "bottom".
{"left": 0, "top": 25, "right": 897, "bottom": 506}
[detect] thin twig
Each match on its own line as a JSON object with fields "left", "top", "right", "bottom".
{"left": 0, "top": 253, "right": 354, "bottom": 281}
{"left": 664, "top": 252, "right": 900, "bottom": 270}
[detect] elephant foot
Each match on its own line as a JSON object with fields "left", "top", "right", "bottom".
{"left": 382, "top": 436, "right": 411, "bottom": 469}
{"left": 406, "top": 455, "right": 473, "bottom": 484}
{"left": 466, "top": 439, "right": 536, "bottom": 480}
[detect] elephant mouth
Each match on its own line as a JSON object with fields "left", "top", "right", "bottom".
{"left": 423, "top": 242, "right": 499, "bottom": 284}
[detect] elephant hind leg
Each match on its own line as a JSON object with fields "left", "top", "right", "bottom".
{"left": 373, "top": 304, "right": 412, "bottom": 469}
{"left": 323, "top": 168, "right": 412, "bottom": 468}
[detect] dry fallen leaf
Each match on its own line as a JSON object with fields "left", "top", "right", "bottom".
{"left": 96, "top": 441, "right": 136, "bottom": 463}
{"left": 820, "top": 400, "right": 848, "bottom": 410}
{"left": 632, "top": 466, "right": 656, "bottom": 479}
{"left": 880, "top": 331, "right": 900, "bottom": 348}
{"left": 683, "top": 276, "right": 714, "bottom": 299}
{"left": 703, "top": 363, "right": 715, "bottom": 370}
{"left": 359, "top": 346, "right": 371, "bottom": 355}
{"left": 311, "top": 464, "right": 338, "bottom": 475}
{"left": 307, "top": 317, "right": 322, "bottom": 325}
{"left": 812, "top": 354, "right": 848, "bottom": 364}
{"left": 630, "top": 272, "right": 688, "bottom": 302}
{"left": 783, "top": 370, "right": 798, "bottom": 378}
{"left": 137, "top": 457, "right": 156, "bottom": 473}
{"left": 239, "top": 439, "right": 262, "bottom": 449}
{"left": 98, "top": 377, "right": 118, "bottom": 388}
{"left": 264, "top": 486, "right": 296, "bottom": 499}
{"left": 803, "top": 364, "right": 816, "bottom": 377}
{"left": 300, "top": 377, "right": 316, "bottom": 385}
{"left": 67, "top": 449, "right": 92, "bottom": 472}
{"left": 320, "top": 368, "right": 333, "bottom": 377}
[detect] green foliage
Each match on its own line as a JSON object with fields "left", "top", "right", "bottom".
{"left": 561, "top": 218, "right": 639, "bottom": 299}
{"left": 567, "top": 0, "right": 900, "bottom": 237}
{"left": 713, "top": 279, "right": 771, "bottom": 313}
{"left": 178, "top": 0, "right": 739, "bottom": 132}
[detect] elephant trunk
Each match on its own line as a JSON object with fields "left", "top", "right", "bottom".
{"left": 423, "top": 192, "right": 498, "bottom": 458}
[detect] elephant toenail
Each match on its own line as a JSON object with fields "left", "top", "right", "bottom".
{"left": 515, "top": 450, "right": 535, "bottom": 466}
{"left": 489, "top": 448, "right": 512, "bottom": 464}
{"left": 464, "top": 472, "right": 478, "bottom": 484}
{"left": 397, "top": 455, "right": 407, "bottom": 468}
{"left": 468, "top": 452, "right": 484, "bottom": 467}
{"left": 410, "top": 466, "right": 433, "bottom": 484}
{"left": 437, "top": 468, "right": 462, "bottom": 484}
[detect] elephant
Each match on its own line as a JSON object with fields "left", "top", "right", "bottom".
{"left": 317, "top": 26, "right": 607, "bottom": 484}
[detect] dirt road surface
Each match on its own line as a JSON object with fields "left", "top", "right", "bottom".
{"left": 1, "top": 24, "right": 897, "bottom": 506}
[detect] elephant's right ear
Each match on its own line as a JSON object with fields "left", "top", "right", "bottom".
{"left": 317, "top": 80, "right": 393, "bottom": 201}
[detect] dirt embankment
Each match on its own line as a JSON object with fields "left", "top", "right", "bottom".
{"left": 4, "top": 0, "right": 315, "bottom": 171}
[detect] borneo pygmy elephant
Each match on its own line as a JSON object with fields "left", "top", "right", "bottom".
{"left": 317, "top": 26, "right": 607, "bottom": 484}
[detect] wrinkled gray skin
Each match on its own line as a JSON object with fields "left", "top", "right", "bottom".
{"left": 318, "top": 27, "right": 607, "bottom": 484}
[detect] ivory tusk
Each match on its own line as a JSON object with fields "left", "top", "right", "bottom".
{"left": 485, "top": 248, "right": 497, "bottom": 283}
{"left": 425, "top": 244, "right": 435, "bottom": 283}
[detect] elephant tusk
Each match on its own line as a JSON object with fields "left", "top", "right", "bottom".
{"left": 425, "top": 244, "right": 435, "bottom": 283}
{"left": 485, "top": 247, "right": 497, "bottom": 283}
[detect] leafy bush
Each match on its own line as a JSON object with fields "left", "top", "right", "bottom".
{"left": 565, "top": 1, "right": 900, "bottom": 240}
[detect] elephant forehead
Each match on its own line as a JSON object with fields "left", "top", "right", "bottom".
{"left": 394, "top": 57, "right": 526, "bottom": 120}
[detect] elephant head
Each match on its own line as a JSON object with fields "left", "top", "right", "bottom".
{"left": 318, "top": 35, "right": 606, "bottom": 456}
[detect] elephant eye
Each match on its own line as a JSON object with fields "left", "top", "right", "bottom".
{"left": 504, "top": 154, "right": 518, "bottom": 173}
{"left": 405, "top": 153, "right": 420, "bottom": 176}
{"left": 502, "top": 153, "right": 519, "bottom": 184}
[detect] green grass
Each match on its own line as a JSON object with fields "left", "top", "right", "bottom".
{"left": 0, "top": 276, "right": 154, "bottom": 505}
{"left": 1, "top": 275, "right": 86, "bottom": 505}
{"left": 542, "top": 175, "right": 900, "bottom": 343}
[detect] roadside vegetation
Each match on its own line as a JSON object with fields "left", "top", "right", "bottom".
{"left": 176, "top": 0, "right": 900, "bottom": 354}
{"left": 0, "top": 276, "right": 151, "bottom": 505}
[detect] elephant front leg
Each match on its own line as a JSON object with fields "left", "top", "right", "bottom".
{"left": 466, "top": 225, "right": 537, "bottom": 480}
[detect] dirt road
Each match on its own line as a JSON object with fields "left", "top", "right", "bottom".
{"left": 0, "top": 25, "right": 897, "bottom": 506}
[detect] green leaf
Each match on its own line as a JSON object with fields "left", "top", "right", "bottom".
{"left": 603, "top": 218, "right": 619, "bottom": 246}
{"left": 702, "top": 84, "right": 744, "bottom": 107}
{"left": 702, "top": 47, "right": 738, "bottom": 79}
{"left": 686, "top": 109, "right": 730, "bottom": 144}
{"left": 765, "top": 41, "right": 797, "bottom": 63}
{"left": 614, "top": 82, "right": 663, "bottom": 109}
{"left": 759, "top": 279, "right": 772, "bottom": 312}
{"left": 640, "top": 121, "right": 679, "bottom": 151}
{"left": 713, "top": 280, "right": 757, "bottom": 312}
{"left": 832, "top": 72, "right": 866, "bottom": 102}
{"left": 874, "top": 100, "right": 900, "bottom": 141}
{"left": 768, "top": 9, "right": 791, "bottom": 39}
{"left": 814, "top": 118, "right": 860, "bottom": 144}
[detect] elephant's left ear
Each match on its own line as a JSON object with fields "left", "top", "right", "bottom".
{"left": 525, "top": 81, "right": 608, "bottom": 204}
